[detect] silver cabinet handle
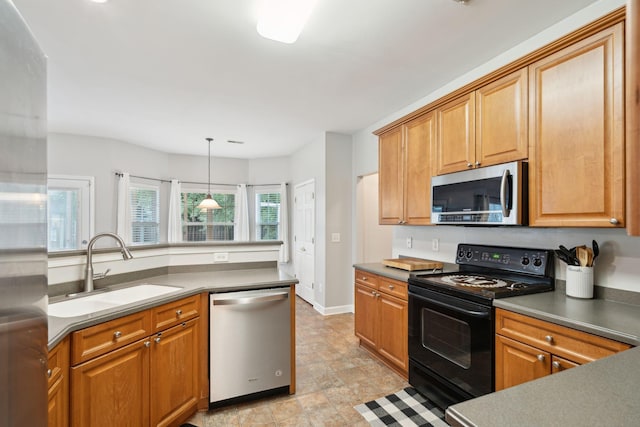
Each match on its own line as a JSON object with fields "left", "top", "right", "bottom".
{"left": 545, "top": 335, "right": 554, "bottom": 343}
{"left": 181, "top": 322, "right": 187, "bottom": 328}
{"left": 388, "top": 284, "right": 395, "bottom": 290}
{"left": 212, "top": 291, "right": 288, "bottom": 306}
{"left": 610, "top": 218, "right": 619, "bottom": 224}
{"left": 113, "top": 331, "right": 122, "bottom": 339}
{"left": 475, "top": 161, "right": 481, "bottom": 166}
{"left": 176, "top": 309, "right": 183, "bottom": 316}
{"left": 154, "top": 337, "right": 161, "bottom": 343}
{"left": 144, "top": 341, "right": 151, "bottom": 348}
{"left": 467, "top": 162, "right": 473, "bottom": 168}
{"left": 371, "top": 291, "right": 376, "bottom": 296}
{"left": 552, "top": 361, "right": 561, "bottom": 370}
{"left": 362, "top": 276, "right": 367, "bottom": 281}
{"left": 537, "top": 354, "right": 545, "bottom": 362}
{"left": 47, "top": 369, "right": 52, "bottom": 378}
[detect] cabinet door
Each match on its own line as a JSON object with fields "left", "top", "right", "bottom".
{"left": 435, "top": 92, "right": 476, "bottom": 175}
{"left": 379, "top": 128, "right": 404, "bottom": 224}
{"left": 354, "top": 283, "right": 379, "bottom": 349}
{"left": 495, "top": 335, "right": 550, "bottom": 391}
{"left": 403, "top": 113, "right": 434, "bottom": 225}
{"left": 71, "top": 339, "right": 150, "bottom": 427}
{"left": 48, "top": 338, "right": 69, "bottom": 427}
{"left": 528, "top": 23, "right": 624, "bottom": 227}
{"left": 476, "top": 68, "right": 528, "bottom": 167}
{"left": 377, "top": 293, "right": 408, "bottom": 374}
{"left": 150, "top": 319, "right": 200, "bottom": 427}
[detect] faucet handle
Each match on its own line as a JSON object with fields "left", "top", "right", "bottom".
{"left": 93, "top": 268, "right": 111, "bottom": 280}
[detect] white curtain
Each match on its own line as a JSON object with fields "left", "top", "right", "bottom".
{"left": 234, "top": 184, "right": 250, "bottom": 241}
{"left": 116, "top": 172, "right": 131, "bottom": 243}
{"left": 168, "top": 179, "right": 182, "bottom": 243}
{"left": 279, "top": 182, "right": 290, "bottom": 263}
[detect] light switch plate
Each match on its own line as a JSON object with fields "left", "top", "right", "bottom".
{"left": 331, "top": 233, "right": 341, "bottom": 242}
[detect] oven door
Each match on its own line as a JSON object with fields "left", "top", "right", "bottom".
{"left": 408, "top": 285, "right": 493, "bottom": 407}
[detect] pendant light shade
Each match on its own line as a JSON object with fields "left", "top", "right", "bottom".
{"left": 197, "top": 138, "right": 221, "bottom": 210}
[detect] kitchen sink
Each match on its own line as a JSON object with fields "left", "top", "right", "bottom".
{"left": 48, "top": 284, "right": 182, "bottom": 318}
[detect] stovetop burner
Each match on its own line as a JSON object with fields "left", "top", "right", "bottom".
{"left": 408, "top": 244, "right": 555, "bottom": 304}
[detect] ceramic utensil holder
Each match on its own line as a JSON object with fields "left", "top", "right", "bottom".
{"left": 566, "top": 266, "right": 594, "bottom": 299}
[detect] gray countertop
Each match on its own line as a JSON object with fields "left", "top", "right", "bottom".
{"left": 48, "top": 267, "right": 297, "bottom": 349}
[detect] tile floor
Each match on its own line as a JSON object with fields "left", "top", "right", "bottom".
{"left": 185, "top": 296, "right": 410, "bottom": 426}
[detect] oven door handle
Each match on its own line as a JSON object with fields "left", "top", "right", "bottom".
{"left": 419, "top": 295, "right": 491, "bottom": 319}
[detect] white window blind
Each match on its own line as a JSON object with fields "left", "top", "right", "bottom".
{"left": 130, "top": 185, "right": 159, "bottom": 245}
{"left": 255, "top": 191, "right": 280, "bottom": 240}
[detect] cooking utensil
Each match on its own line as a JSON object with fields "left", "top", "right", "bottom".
{"left": 592, "top": 240, "right": 599, "bottom": 260}
{"left": 559, "top": 245, "right": 580, "bottom": 266}
{"left": 555, "top": 250, "right": 574, "bottom": 266}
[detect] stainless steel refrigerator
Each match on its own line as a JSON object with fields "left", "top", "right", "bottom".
{"left": 0, "top": 1, "right": 48, "bottom": 426}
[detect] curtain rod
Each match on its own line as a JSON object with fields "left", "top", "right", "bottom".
{"left": 115, "top": 172, "right": 288, "bottom": 188}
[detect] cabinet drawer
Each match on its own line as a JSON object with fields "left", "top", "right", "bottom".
{"left": 48, "top": 337, "right": 69, "bottom": 388}
{"left": 378, "top": 277, "right": 407, "bottom": 300}
{"left": 496, "top": 309, "right": 631, "bottom": 365}
{"left": 71, "top": 310, "right": 152, "bottom": 365}
{"left": 354, "top": 270, "right": 379, "bottom": 289}
{"left": 152, "top": 294, "right": 200, "bottom": 333}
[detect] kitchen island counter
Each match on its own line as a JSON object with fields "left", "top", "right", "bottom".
{"left": 48, "top": 267, "right": 297, "bottom": 349}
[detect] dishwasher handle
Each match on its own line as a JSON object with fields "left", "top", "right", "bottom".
{"left": 212, "top": 291, "right": 289, "bottom": 306}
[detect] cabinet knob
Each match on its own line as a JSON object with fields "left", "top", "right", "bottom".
{"left": 545, "top": 335, "right": 554, "bottom": 343}
{"left": 144, "top": 341, "right": 151, "bottom": 348}
{"left": 467, "top": 162, "right": 473, "bottom": 168}
{"left": 362, "top": 276, "right": 367, "bottom": 281}
{"left": 154, "top": 337, "right": 161, "bottom": 343}
{"left": 47, "top": 369, "right": 52, "bottom": 378}
{"left": 176, "top": 309, "right": 183, "bottom": 316}
{"left": 388, "top": 284, "right": 395, "bottom": 290}
{"left": 371, "top": 291, "right": 376, "bottom": 296}
{"left": 475, "top": 161, "right": 481, "bottom": 166}
{"left": 113, "top": 331, "right": 122, "bottom": 339}
{"left": 610, "top": 218, "right": 619, "bottom": 224}
{"left": 552, "top": 361, "right": 562, "bottom": 370}
{"left": 537, "top": 354, "right": 546, "bottom": 362}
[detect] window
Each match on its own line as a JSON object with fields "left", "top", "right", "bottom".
{"left": 181, "top": 190, "right": 235, "bottom": 241}
{"left": 255, "top": 191, "right": 281, "bottom": 240}
{"left": 130, "top": 184, "right": 160, "bottom": 245}
{"left": 47, "top": 175, "right": 94, "bottom": 251}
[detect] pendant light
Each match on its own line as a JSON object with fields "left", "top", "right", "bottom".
{"left": 197, "top": 138, "right": 221, "bottom": 210}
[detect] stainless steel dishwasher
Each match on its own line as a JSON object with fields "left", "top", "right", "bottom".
{"left": 209, "top": 287, "right": 291, "bottom": 405}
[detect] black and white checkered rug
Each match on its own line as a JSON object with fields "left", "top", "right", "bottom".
{"left": 354, "top": 387, "right": 449, "bottom": 426}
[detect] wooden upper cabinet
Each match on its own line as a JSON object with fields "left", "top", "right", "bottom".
{"left": 403, "top": 113, "right": 434, "bottom": 225}
{"left": 435, "top": 92, "right": 475, "bottom": 175}
{"left": 378, "top": 127, "right": 403, "bottom": 224}
{"left": 379, "top": 112, "right": 434, "bottom": 225}
{"left": 476, "top": 68, "right": 528, "bottom": 167}
{"left": 528, "top": 23, "right": 625, "bottom": 227}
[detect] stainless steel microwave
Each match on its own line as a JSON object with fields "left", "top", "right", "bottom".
{"left": 431, "top": 161, "right": 527, "bottom": 225}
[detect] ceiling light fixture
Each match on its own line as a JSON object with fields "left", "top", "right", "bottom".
{"left": 197, "top": 138, "right": 222, "bottom": 211}
{"left": 256, "top": 0, "right": 318, "bottom": 44}
{"left": 90, "top": 0, "right": 109, "bottom": 3}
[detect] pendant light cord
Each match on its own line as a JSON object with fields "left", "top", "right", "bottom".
{"left": 206, "top": 137, "right": 213, "bottom": 195}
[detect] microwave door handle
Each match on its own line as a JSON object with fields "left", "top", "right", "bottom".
{"left": 500, "top": 169, "right": 511, "bottom": 218}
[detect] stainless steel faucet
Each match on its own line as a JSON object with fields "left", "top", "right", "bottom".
{"left": 84, "top": 232, "right": 133, "bottom": 293}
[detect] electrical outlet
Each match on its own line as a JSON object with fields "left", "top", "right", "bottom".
{"left": 432, "top": 238, "right": 439, "bottom": 251}
{"left": 213, "top": 252, "right": 229, "bottom": 262}
{"left": 406, "top": 237, "right": 412, "bottom": 249}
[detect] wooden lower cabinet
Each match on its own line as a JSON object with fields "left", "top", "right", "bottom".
{"left": 150, "top": 318, "right": 200, "bottom": 427}
{"left": 71, "top": 338, "right": 151, "bottom": 427}
{"left": 48, "top": 337, "right": 70, "bottom": 427}
{"left": 495, "top": 308, "right": 631, "bottom": 391}
{"left": 67, "top": 294, "right": 202, "bottom": 427}
{"left": 354, "top": 270, "right": 408, "bottom": 377}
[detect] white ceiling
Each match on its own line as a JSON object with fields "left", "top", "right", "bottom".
{"left": 13, "top": 0, "right": 599, "bottom": 159}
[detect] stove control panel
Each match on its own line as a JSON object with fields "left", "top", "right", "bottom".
{"left": 456, "top": 244, "right": 554, "bottom": 276}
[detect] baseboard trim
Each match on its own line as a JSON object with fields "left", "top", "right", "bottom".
{"left": 312, "top": 303, "right": 354, "bottom": 316}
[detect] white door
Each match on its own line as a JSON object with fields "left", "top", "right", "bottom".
{"left": 294, "top": 180, "right": 315, "bottom": 304}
